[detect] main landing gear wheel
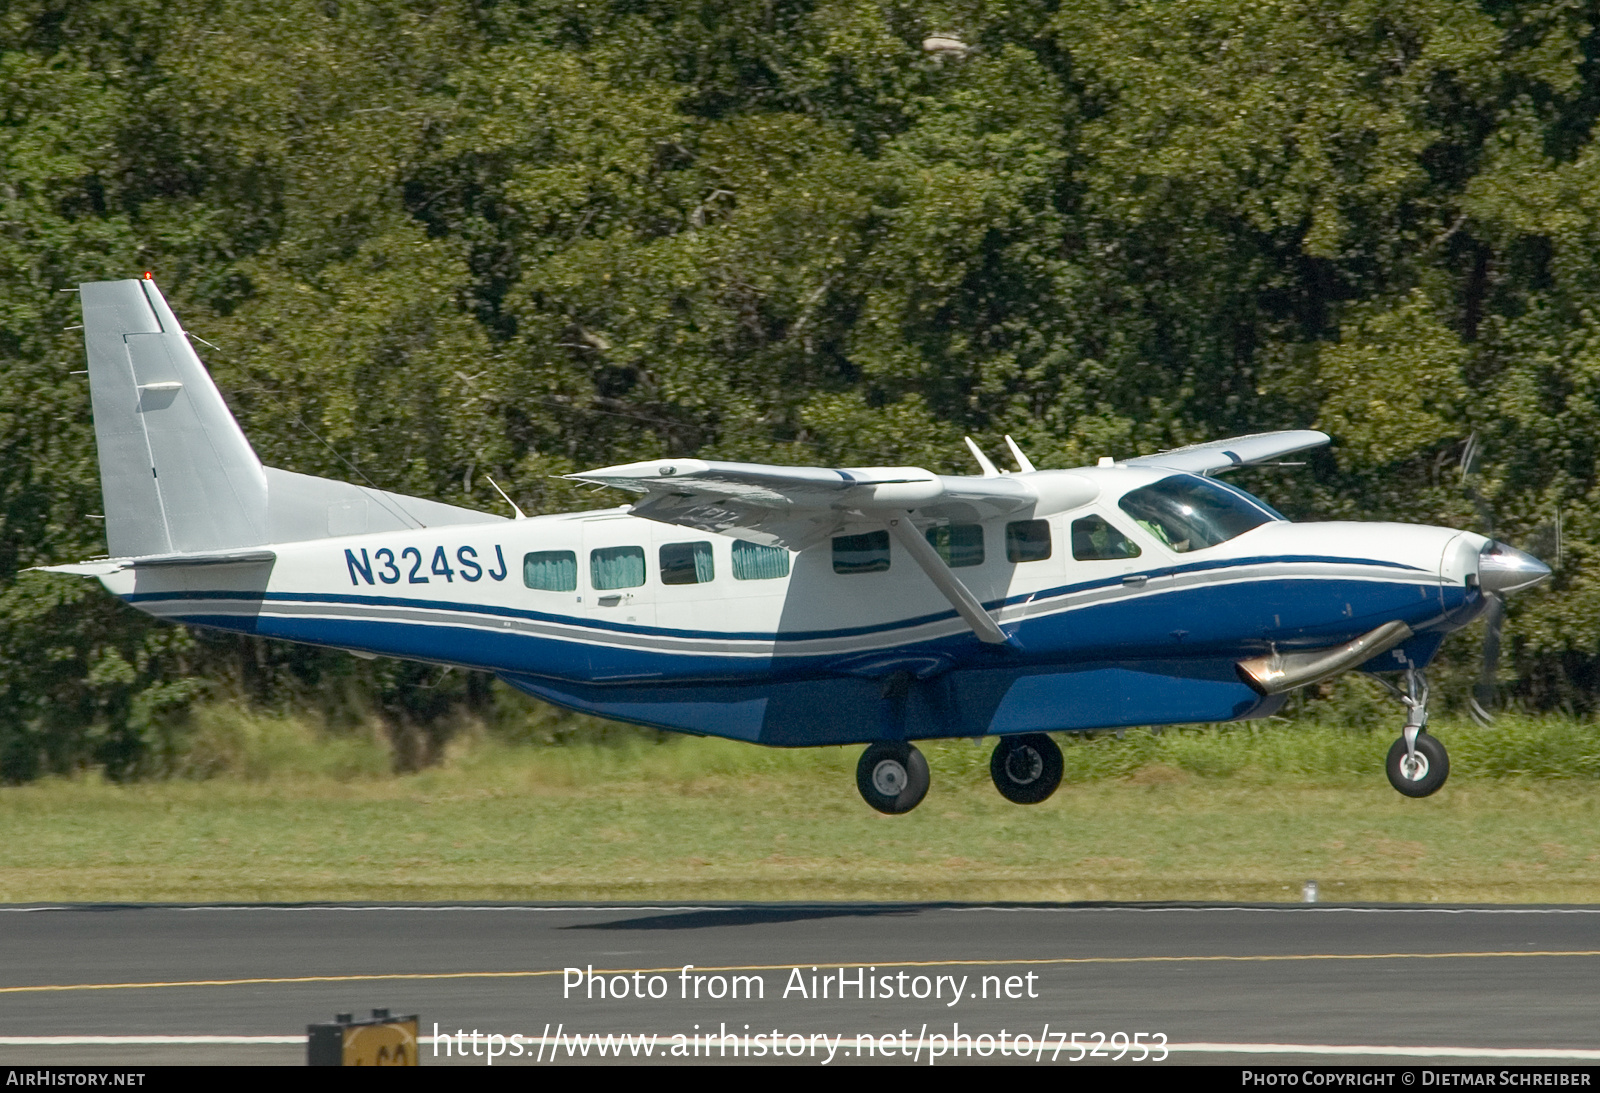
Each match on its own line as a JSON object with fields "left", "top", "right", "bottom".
{"left": 856, "top": 742, "right": 931, "bottom": 815}
{"left": 1386, "top": 732, "right": 1449, "bottom": 798}
{"left": 990, "top": 733, "right": 1064, "bottom": 805}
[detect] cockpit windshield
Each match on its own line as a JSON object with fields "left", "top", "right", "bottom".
{"left": 1117, "top": 474, "right": 1282, "bottom": 553}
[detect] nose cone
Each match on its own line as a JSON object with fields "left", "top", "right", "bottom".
{"left": 1478, "top": 541, "right": 1552, "bottom": 595}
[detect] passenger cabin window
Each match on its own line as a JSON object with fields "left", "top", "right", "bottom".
{"left": 732, "top": 539, "right": 791, "bottom": 580}
{"left": 1118, "top": 474, "right": 1278, "bottom": 553}
{"left": 1071, "top": 515, "right": 1142, "bottom": 561}
{"left": 659, "top": 541, "right": 714, "bottom": 585}
{"left": 1005, "top": 519, "right": 1052, "bottom": 563}
{"left": 833, "top": 530, "right": 891, "bottom": 574}
{"left": 590, "top": 545, "right": 646, "bottom": 590}
{"left": 926, "top": 524, "right": 984, "bottom": 568}
{"left": 523, "top": 550, "right": 577, "bottom": 592}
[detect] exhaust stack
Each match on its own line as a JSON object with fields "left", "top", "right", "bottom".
{"left": 1237, "top": 620, "right": 1414, "bottom": 696}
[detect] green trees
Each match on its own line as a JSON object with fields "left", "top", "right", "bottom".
{"left": 4, "top": 0, "right": 1600, "bottom": 776}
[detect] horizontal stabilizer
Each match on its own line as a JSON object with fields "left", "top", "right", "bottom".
{"left": 33, "top": 548, "right": 277, "bottom": 577}
{"left": 1124, "top": 430, "right": 1330, "bottom": 475}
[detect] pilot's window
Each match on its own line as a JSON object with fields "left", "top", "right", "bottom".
{"left": 1005, "top": 520, "right": 1052, "bottom": 563}
{"left": 926, "top": 524, "right": 984, "bottom": 568}
{"left": 833, "top": 530, "right": 891, "bottom": 574}
{"left": 732, "top": 539, "right": 791, "bottom": 580}
{"left": 659, "top": 541, "right": 714, "bottom": 585}
{"left": 1118, "top": 474, "right": 1277, "bottom": 553}
{"left": 523, "top": 550, "right": 577, "bottom": 592}
{"left": 590, "top": 545, "right": 646, "bottom": 590}
{"left": 1072, "top": 515, "right": 1142, "bottom": 561}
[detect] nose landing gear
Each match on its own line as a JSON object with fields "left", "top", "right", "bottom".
{"left": 1381, "top": 668, "right": 1450, "bottom": 798}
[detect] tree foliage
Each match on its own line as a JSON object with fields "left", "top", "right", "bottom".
{"left": 4, "top": 0, "right": 1600, "bottom": 776}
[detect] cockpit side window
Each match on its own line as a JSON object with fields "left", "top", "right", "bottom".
{"left": 1071, "top": 515, "right": 1141, "bottom": 561}
{"left": 1117, "top": 474, "right": 1279, "bottom": 553}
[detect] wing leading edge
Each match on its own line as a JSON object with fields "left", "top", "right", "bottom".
{"left": 564, "top": 458, "right": 1078, "bottom": 551}
{"left": 1122, "top": 429, "right": 1330, "bottom": 475}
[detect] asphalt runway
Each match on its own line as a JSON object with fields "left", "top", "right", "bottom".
{"left": 0, "top": 902, "right": 1598, "bottom": 1067}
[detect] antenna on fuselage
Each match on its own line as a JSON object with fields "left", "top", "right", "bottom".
{"left": 964, "top": 437, "right": 1000, "bottom": 477}
{"left": 1003, "top": 435, "right": 1036, "bottom": 474}
{"left": 486, "top": 475, "right": 528, "bottom": 520}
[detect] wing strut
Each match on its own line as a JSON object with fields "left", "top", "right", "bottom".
{"left": 883, "top": 516, "right": 1009, "bottom": 645}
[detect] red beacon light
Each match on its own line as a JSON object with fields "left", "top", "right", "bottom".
{"left": 142, "top": 271, "right": 153, "bottom": 280}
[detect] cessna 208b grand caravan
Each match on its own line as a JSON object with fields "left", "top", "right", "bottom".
{"left": 40, "top": 277, "right": 1552, "bottom": 813}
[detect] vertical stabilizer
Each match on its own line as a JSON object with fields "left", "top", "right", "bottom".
{"left": 80, "top": 278, "right": 268, "bottom": 557}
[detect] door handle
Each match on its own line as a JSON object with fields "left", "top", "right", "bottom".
{"left": 597, "top": 594, "right": 623, "bottom": 606}
{"left": 1122, "top": 575, "right": 1148, "bottom": 588}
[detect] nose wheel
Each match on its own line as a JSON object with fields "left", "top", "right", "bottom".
{"left": 1386, "top": 731, "right": 1449, "bottom": 797}
{"left": 1380, "top": 667, "right": 1450, "bottom": 798}
{"left": 990, "top": 733, "right": 1064, "bottom": 804}
{"left": 856, "top": 742, "right": 931, "bottom": 814}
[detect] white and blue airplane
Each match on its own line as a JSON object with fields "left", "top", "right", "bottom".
{"left": 40, "top": 277, "right": 1552, "bottom": 812}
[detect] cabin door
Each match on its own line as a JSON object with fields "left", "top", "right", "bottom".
{"left": 581, "top": 517, "right": 657, "bottom": 628}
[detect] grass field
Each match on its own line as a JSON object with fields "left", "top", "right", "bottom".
{"left": 4, "top": 708, "right": 1600, "bottom": 904}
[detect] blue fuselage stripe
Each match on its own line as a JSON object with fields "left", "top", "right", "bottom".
{"left": 124, "top": 553, "right": 1431, "bottom": 645}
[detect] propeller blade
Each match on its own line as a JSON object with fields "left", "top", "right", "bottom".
{"left": 1458, "top": 431, "right": 1482, "bottom": 482}
{"left": 1470, "top": 593, "right": 1505, "bottom": 726}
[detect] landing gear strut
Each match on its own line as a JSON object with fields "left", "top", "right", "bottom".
{"left": 856, "top": 742, "right": 931, "bottom": 814}
{"left": 1381, "top": 667, "right": 1450, "bottom": 798}
{"left": 990, "top": 733, "right": 1064, "bottom": 804}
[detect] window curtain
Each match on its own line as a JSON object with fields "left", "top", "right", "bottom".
{"left": 660, "top": 541, "right": 715, "bottom": 585}
{"left": 732, "top": 540, "right": 791, "bottom": 580}
{"left": 591, "top": 546, "right": 646, "bottom": 589}
{"left": 692, "top": 542, "right": 715, "bottom": 583}
{"left": 523, "top": 551, "right": 577, "bottom": 591}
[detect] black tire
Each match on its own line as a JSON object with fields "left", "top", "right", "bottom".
{"left": 1385, "top": 732, "right": 1450, "bottom": 798}
{"left": 990, "top": 733, "right": 1064, "bottom": 804}
{"left": 856, "top": 742, "right": 931, "bottom": 815}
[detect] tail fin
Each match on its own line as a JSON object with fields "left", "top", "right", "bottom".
{"left": 81, "top": 277, "right": 267, "bottom": 557}
{"left": 80, "top": 277, "right": 499, "bottom": 558}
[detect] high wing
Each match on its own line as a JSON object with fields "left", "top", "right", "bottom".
{"left": 564, "top": 435, "right": 1323, "bottom": 646}
{"left": 1123, "top": 430, "right": 1329, "bottom": 475}
{"left": 566, "top": 458, "right": 1098, "bottom": 646}
{"left": 564, "top": 458, "right": 1083, "bottom": 551}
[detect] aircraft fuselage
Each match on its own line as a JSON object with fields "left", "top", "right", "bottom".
{"left": 101, "top": 466, "right": 1489, "bottom": 747}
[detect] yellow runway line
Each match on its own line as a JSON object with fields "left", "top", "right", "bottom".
{"left": 4, "top": 949, "right": 1600, "bottom": 995}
